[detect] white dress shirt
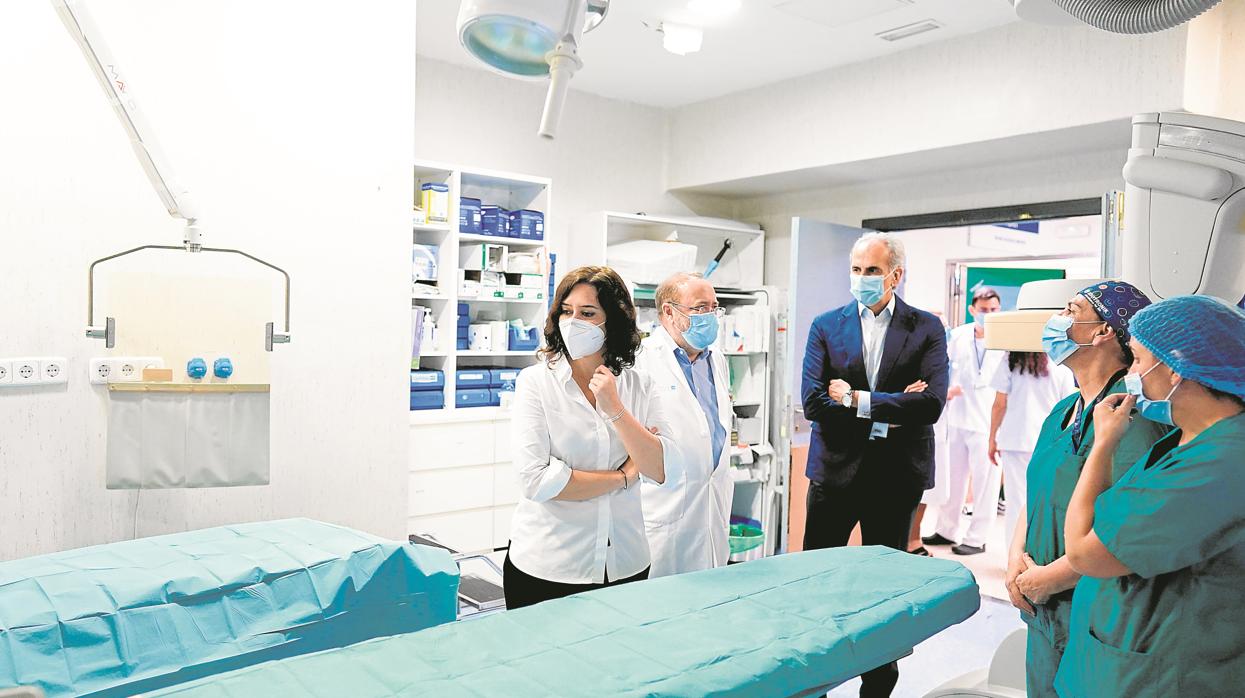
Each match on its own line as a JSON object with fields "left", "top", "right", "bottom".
{"left": 508, "top": 357, "right": 678, "bottom": 585}
{"left": 855, "top": 295, "right": 896, "bottom": 425}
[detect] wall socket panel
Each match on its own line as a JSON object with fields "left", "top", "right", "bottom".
{"left": 0, "top": 357, "right": 69, "bottom": 387}
{"left": 88, "top": 357, "right": 165, "bottom": 385}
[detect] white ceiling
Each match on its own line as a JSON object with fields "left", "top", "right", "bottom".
{"left": 417, "top": 0, "right": 1021, "bottom": 108}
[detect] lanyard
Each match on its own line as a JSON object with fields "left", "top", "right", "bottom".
{"left": 1070, "top": 368, "right": 1129, "bottom": 452}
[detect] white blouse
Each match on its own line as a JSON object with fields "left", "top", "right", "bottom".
{"left": 508, "top": 356, "right": 679, "bottom": 585}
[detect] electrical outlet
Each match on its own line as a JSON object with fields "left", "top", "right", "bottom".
{"left": 89, "top": 358, "right": 113, "bottom": 384}
{"left": 0, "top": 361, "right": 10, "bottom": 385}
{"left": 88, "top": 357, "right": 164, "bottom": 384}
{"left": 41, "top": 357, "right": 68, "bottom": 385}
{"left": 12, "top": 358, "right": 40, "bottom": 385}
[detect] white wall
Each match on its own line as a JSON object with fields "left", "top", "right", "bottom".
{"left": 0, "top": 0, "right": 415, "bottom": 558}
{"left": 414, "top": 58, "right": 705, "bottom": 268}
{"left": 667, "top": 21, "right": 1186, "bottom": 191}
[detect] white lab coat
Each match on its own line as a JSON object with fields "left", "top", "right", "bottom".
{"left": 637, "top": 327, "right": 735, "bottom": 578}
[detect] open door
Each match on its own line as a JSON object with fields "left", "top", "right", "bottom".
{"left": 785, "top": 218, "right": 873, "bottom": 552}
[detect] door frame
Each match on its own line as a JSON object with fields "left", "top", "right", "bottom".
{"left": 944, "top": 252, "right": 1099, "bottom": 326}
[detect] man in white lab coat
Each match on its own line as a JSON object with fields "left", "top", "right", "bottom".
{"left": 637, "top": 272, "right": 734, "bottom": 577}
{"left": 924, "top": 286, "right": 1005, "bottom": 555}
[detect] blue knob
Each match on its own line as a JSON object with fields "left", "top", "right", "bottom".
{"left": 213, "top": 357, "right": 234, "bottom": 379}
{"left": 187, "top": 357, "right": 208, "bottom": 379}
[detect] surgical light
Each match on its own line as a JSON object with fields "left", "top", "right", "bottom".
{"left": 662, "top": 22, "right": 704, "bottom": 55}
{"left": 457, "top": 0, "right": 609, "bottom": 139}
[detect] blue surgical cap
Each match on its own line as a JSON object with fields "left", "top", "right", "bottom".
{"left": 1130, "top": 295, "right": 1245, "bottom": 400}
{"left": 1078, "top": 281, "right": 1153, "bottom": 359}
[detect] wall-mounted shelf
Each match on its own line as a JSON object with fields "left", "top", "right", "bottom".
{"left": 457, "top": 350, "right": 539, "bottom": 357}
{"left": 459, "top": 296, "right": 546, "bottom": 305}
{"left": 108, "top": 383, "right": 270, "bottom": 394}
{"left": 414, "top": 222, "right": 452, "bottom": 233}
{"left": 458, "top": 233, "right": 546, "bottom": 248}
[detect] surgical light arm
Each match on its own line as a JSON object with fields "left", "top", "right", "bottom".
{"left": 53, "top": 0, "right": 202, "bottom": 250}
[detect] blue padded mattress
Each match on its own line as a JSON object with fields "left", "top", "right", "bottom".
{"left": 0, "top": 519, "right": 458, "bottom": 697}
{"left": 149, "top": 546, "right": 979, "bottom": 697}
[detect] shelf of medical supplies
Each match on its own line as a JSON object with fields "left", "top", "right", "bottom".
{"left": 413, "top": 222, "right": 451, "bottom": 233}
{"left": 457, "top": 233, "right": 547, "bottom": 248}
{"left": 732, "top": 400, "right": 762, "bottom": 407}
{"left": 457, "top": 350, "right": 539, "bottom": 357}
{"left": 460, "top": 296, "right": 546, "bottom": 305}
{"left": 108, "top": 383, "right": 270, "bottom": 394}
{"left": 418, "top": 352, "right": 448, "bottom": 358}
{"left": 412, "top": 292, "right": 450, "bottom": 301}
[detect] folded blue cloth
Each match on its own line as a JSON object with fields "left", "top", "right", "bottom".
{"left": 0, "top": 519, "right": 458, "bottom": 697}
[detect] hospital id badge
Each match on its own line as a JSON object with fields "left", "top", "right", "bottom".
{"left": 869, "top": 422, "right": 889, "bottom": 439}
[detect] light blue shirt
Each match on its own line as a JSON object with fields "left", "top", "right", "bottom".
{"left": 856, "top": 295, "right": 896, "bottom": 437}
{"left": 674, "top": 345, "right": 727, "bottom": 470}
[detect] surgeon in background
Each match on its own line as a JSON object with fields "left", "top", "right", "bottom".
{"left": 1003, "top": 281, "right": 1167, "bottom": 698}
{"left": 1056, "top": 295, "right": 1245, "bottom": 697}
{"left": 638, "top": 272, "right": 733, "bottom": 577}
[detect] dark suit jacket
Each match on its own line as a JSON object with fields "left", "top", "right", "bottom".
{"left": 801, "top": 295, "right": 949, "bottom": 489}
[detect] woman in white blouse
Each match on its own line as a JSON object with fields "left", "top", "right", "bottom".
{"left": 505, "top": 265, "right": 679, "bottom": 609}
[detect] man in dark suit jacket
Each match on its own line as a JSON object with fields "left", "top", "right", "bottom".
{"left": 801, "top": 232, "right": 949, "bottom": 698}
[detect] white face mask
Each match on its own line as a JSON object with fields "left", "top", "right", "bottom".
{"left": 559, "top": 317, "right": 605, "bottom": 360}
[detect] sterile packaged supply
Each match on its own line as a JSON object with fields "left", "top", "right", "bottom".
{"left": 489, "top": 320, "right": 508, "bottom": 352}
{"left": 420, "top": 183, "right": 449, "bottom": 223}
{"left": 507, "top": 252, "right": 542, "bottom": 275}
{"left": 481, "top": 205, "right": 509, "bottom": 237}
{"left": 469, "top": 324, "right": 493, "bottom": 351}
{"left": 459, "top": 197, "right": 483, "bottom": 234}
{"left": 412, "top": 244, "right": 438, "bottom": 282}
{"left": 607, "top": 239, "right": 697, "bottom": 286}
{"left": 509, "top": 209, "right": 544, "bottom": 240}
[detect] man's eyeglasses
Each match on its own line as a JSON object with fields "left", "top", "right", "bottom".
{"left": 670, "top": 302, "right": 725, "bottom": 318}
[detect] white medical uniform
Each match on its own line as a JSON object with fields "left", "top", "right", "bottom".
{"left": 933, "top": 323, "right": 1005, "bottom": 547}
{"left": 508, "top": 358, "right": 680, "bottom": 585}
{"left": 988, "top": 357, "right": 1077, "bottom": 546}
{"left": 636, "top": 328, "right": 734, "bottom": 578}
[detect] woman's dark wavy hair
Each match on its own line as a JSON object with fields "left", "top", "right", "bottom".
{"left": 1008, "top": 350, "right": 1049, "bottom": 378}
{"left": 539, "top": 266, "right": 641, "bottom": 375}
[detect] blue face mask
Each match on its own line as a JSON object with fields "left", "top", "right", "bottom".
{"left": 1125, "top": 362, "right": 1181, "bottom": 426}
{"left": 676, "top": 308, "right": 719, "bottom": 350}
{"left": 851, "top": 272, "right": 891, "bottom": 307}
{"left": 1041, "top": 314, "right": 1103, "bottom": 366}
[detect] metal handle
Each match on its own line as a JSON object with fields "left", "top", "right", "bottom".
{"left": 87, "top": 244, "right": 291, "bottom": 351}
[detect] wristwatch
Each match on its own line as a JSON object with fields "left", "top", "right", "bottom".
{"left": 842, "top": 391, "right": 853, "bottom": 409}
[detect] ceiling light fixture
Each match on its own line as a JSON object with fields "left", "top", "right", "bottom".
{"left": 661, "top": 22, "right": 703, "bottom": 55}
{"left": 875, "top": 18, "right": 942, "bottom": 42}
{"left": 687, "top": 0, "right": 743, "bottom": 19}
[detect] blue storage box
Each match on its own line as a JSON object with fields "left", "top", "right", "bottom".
{"left": 410, "top": 369, "right": 445, "bottom": 392}
{"left": 459, "top": 197, "right": 483, "bottom": 234}
{"left": 509, "top": 326, "right": 540, "bottom": 351}
{"left": 488, "top": 389, "right": 506, "bottom": 406}
{"left": 456, "top": 388, "right": 492, "bottom": 408}
{"left": 481, "top": 205, "right": 509, "bottom": 237}
{"left": 457, "top": 328, "right": 469, "bottom": 341}
{"left": 457, "top": 315, "right": 471, "bottom": 329}
{"left": 410, "top": 391, "right": 445, "bottom": 410}
{"left": 455, "top": 369, "right": 491, "bottom": 388}
{"left": 457, "top": 302, "right": 470, "bottom": 315}
{"left": 489, "top": 368, "right": 520, "bottom": 387}
{"left": 509, "top": 210, "right": 544, "bottom": 240}
{"left": 457, "top": 338, "right": 470, "bottom": 351}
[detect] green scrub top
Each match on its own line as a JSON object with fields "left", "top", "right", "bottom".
{"left": 1021, "top": 378, "right": 1170, "bottom": 697}
{"left": 1055, "top": 412, "right": 1245, "bottom": 698}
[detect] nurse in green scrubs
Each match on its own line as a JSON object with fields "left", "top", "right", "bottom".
{"left": 1057, "top": 295, "right": 1245, "bottom": 697}
{"left": 1003, "top": 282, "right": 1168, "bottom": 698}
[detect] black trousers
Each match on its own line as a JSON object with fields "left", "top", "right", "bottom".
{"left": 503, "top": 552, "right": 649, "bottom": 610}
{"left": 804, "top": 461, "right": 926, "bottom": 698}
